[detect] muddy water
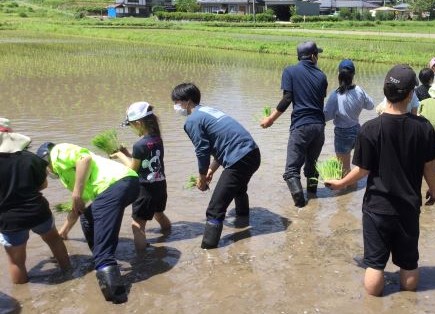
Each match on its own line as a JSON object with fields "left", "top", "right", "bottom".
{"left": 1, "top": 31, "right": 435, "bottom": 314}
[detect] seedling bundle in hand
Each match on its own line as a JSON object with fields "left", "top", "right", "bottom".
{"left": 54, "top": 201, "right": 72, "bottom": 213}
{"left": 315, "top": 157, "right": 343, "bottom": 182}
{"left": 185, "top": 175, "right": 198, "bottom": 189}
{"left": 91, "top": 129, "right": 122, "bottom": 155}
{"left": 254, "top": 105, "right": 272, "bottom": 122}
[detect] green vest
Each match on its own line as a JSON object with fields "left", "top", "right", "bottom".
{"left": 418, "top": 98, "right": 435, "bottom": 128}
{"left": 50, "top": 143, "right": 137, "bottom": 202}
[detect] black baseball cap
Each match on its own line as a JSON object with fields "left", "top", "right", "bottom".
{"left": 297, "top": 41, "right": 323, "bottom": 60}
{"left": 36, "top": 142, "right": 55, "bottom": 162}
{"left": 383, "top": 64, "right": 418, "bottom": 102}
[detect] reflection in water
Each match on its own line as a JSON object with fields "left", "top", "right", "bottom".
{"left": 2, "top": 31, "right": 435, "bottom": 313}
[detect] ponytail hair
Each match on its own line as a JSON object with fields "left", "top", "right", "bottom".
{"left": 337, "top": 69, "right": 355, "bottom": 94}
{"left": 137, "top": 105, "right": 161, "bottom": 138}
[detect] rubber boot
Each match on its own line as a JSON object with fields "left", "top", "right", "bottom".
{"left": 96, "top": 265, "right": 128, "bottom": 304}
{"left": 234, "top": 193, "right": 249, "bottom": 216}
{"left": 307, "top": 176, "right": 318, "bottom": 194}
{"left": 201, "top": 221, "right": 223, "bottom": 249}
{"left": 286, "top": 177, "right": 306, "bottom": 208}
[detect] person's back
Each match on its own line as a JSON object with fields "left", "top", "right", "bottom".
{"left": 184, "top": 105, "right": 258, "bottom": 170}
{"left": 325, "top": 64, "right": 435, "bottom": 296}
{"left": 282, "top": 60, "right": 327, "bottom": 130}
{"left": 356, "top": 113, "right": 433, "bottom": 212}
{"left": 0, "top": 150, "right": 51, "bottom": 232}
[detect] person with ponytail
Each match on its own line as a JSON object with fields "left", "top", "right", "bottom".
{"left": 111, "top": 101, "right": 171, "bottom": 253}
{"left": 324, "top": 59, "right": 374, "bottom": 178}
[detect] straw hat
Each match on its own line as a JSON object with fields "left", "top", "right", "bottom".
{"left": 0, "top": 118, "right": 31, "bottom": 153}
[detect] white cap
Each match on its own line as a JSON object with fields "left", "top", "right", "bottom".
{"left": 122, "top": 102, "right": 153, "bottom": 126}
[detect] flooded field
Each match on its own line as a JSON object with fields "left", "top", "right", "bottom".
{"left": 1, "top": 30, "right": 434, "bottom": 314}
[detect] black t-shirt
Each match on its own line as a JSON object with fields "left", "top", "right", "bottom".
{"left": 415, "top": 85, "right": 431, "bottom": 102}
{"left": 132, "top": 135, "right": 166, "bottom": 184}
{"left": 353, "top": 113, "right": 435, "bottom": 216}
{"left": 0, "top": 150, "right": 51, "bottom": 232}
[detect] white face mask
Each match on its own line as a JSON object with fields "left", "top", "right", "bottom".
{"left": 174, "top": 104, "right": 188, "bottom": 117}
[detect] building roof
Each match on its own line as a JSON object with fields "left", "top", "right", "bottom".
{"left": 198, "top": 0, "right": 261, "bottom": 4}
{"left": 318, "top": 0, "right": 380, "bottom": 9}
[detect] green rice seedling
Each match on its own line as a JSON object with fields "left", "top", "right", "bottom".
{"left": 254, "top": 105, "right": 272, "bottom": 121}
{"left": 54, "top": 201, "right": 72, "bottom": 213}
{"left": 185, "top": 175, "right": 198, "bottom": 189}
{"left": 315, "top": 157, "right": 343, "bottom": 182}
{"left": 263, "top": 105, "right": 272, "bottom": 117}
{"left": 91, "top": 129, "right": 121, "bottom": 155}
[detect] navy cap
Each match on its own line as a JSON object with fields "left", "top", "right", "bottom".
{"left": 297, "top": 41, "right": 323, "bottom": 60}
{"left": 36, "top": 142, "right": 55, "bottom": 162}
{"left": 338, "top": 59, "right": 355, "bottom": 73}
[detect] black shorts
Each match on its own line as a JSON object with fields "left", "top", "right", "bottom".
{"left": 362, "top": 209, "right": 419, "bottom": 271}
{"left": 132, "top": 181, "right": 167, "bottom": 221}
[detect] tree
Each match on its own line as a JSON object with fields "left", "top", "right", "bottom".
{"left": 410, "top": 0, "right": 435, "bottom": 17}
{"left": 176, "top": 0, "right": 200, "bottom": 12}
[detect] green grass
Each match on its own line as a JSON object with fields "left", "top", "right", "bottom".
{"left": 1, "top": 1, "right": 435, "bottom": 67}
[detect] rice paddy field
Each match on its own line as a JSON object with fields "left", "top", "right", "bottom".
{"left": 1, "top": 15, "right": 435, "bottom": 314}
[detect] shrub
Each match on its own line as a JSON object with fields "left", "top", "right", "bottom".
{"left": 152, "top": 5, "right": 165, "bottom": 14}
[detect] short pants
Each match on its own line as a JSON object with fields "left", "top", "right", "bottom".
{"left": 132, "top": 180, "right": 167, "bottom": 221}
{"left": 362, "top": 209, "right": 419, "bottom": 271}
{"left": 334, "top": 125, "right": 360, "bottom": 154}
{"left": 0, "top": 216, "right": 54, "bottom": 247}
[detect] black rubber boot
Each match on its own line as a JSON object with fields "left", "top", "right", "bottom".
{"left": 307, "top": 176, "right": 318, "bottom": 194}
{"left": 234, "top": 193, "right": 249, "bottom": 216}
{"left": 286, "top": 177, "right": 306, "bottom": 208}
{"left": 201, "top": 221, "right": 223, "bottom": 249}
{"left": 96, "top": 265, "right": 128, "bottom": 304}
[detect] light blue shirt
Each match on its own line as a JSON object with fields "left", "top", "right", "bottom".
{"left": 324, "top": 85, "right": 374, "bottom": 128}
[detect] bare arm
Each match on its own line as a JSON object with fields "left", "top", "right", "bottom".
{"left": 110, "top": 151, "right": 141, "bottom": 172}
{"left": 71, "top": 155, "right": 92, "bottom": 215}
{"left": 205, "top": 159, "right": 220, "bottom": 182}
{"left": 325, "top": 166, "right": 369, "bottom": 190}
{"left": 261, "top": 109, "right": 283, "bottom": 129}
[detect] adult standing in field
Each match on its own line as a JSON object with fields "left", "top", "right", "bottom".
{"left": 36, "top": 142, "right": 139, "bottom": 304}
{"left": 171, "top": 83, "right": 261, "bottom": 249}
{"left": 325, "top": 65, "right": 435, "bottom": 296}
{"left": 0, "top": 119, "right": 71, "bottom": 284}
{"left": 260, "top": 41, "right": 328, "bottom": 208}
{"left": 324, "top": 59, "right": 374, "bottom": 178}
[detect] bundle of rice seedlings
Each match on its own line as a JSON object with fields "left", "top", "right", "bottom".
{"left": 315, "top": 157, "right": 343, "bottom": 182}
{"left": 91, "top": 129, "right": 121, "bottom": 155}
{"left": 263, "top": 105, "right": 272, "bottom": 117}
{"left": 185, "top": 175, "right": 198, "bottom": 189}
{"left": 54, "top": 201, "right": 72, "bottom": 213}
{"left": 254, "top": 105, "right": 272, "bottom": 122}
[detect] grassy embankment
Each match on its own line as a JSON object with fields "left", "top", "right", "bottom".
{"left": 1, "top": 0, "right": 434, "bottom": 67}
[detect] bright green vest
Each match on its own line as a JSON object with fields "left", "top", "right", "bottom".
{"left": 50, "top": 143, "right": 137, "bottom": 202}
{"left": 418, "top": 98, "right": 435, "bottom": 128}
